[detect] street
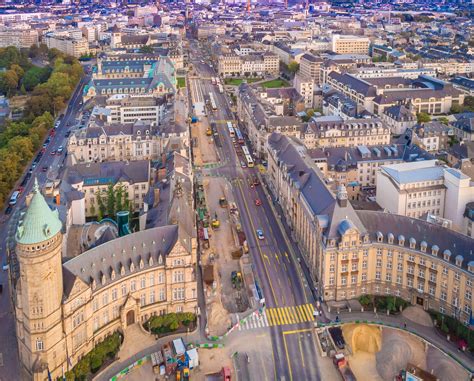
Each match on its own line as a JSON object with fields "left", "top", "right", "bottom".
{"left": 188, "top": 40, "right": 321, "bottom": 381}
{"left": 0, "top": 67, "right": 92, "bottom": 381}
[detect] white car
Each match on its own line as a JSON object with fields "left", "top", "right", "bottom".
{"left": 256, "top": 229, "right": 264, "bottom": 240}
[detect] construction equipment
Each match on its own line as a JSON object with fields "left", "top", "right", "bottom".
{"left": 231, "top": 271, "right": 243, "bottom": 289}
{"left": 211, "top": 212, "right": 220, "bottom": 229}
{"left": 219, "top": 197, "right": 228, "bottom": 208}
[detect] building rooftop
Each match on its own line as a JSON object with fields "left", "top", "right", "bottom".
{"left": 381, "top": 160, "right": 444, "bottom": 184}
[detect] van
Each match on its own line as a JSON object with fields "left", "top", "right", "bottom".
{"left": 9, "top": 190, "right": 20, "bottom": 205}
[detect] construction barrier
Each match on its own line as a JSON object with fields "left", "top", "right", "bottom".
{"left": 110, "top": 354, "right": 151, "bottom": 381}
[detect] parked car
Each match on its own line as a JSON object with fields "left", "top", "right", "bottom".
{"left": 256, "top": 229, "right": 264, "bottom": 240}
{"left": 50, "top": 150, "right": 56, "bottom": 156}
{"left": 255, "top": 199, "right": 261, "bottom": 206}
{"left": 5, "top": 205, "right": 13, "bottom": 215}
{"left": 42, "top": 166, "right": 48, "bottom": 172}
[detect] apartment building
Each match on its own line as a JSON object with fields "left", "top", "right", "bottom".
{"left": 267, "top": 134, "right": 474, "bottom": 325}
{"left": 68, "top": 160, "right": 150, "bottom": 217}
{"left": 308, "top": 144, "right": 431, "bottom": 199}
{"left": 217, "top": 52, "right": 279, "bottom": 77}
{"left": 381, "top": 105, "right": 417, "bottom": 136}
{"left": 376, "top": 160, "right": 474, "bottom": 231}
{"left": 453, "top": 115, "right": 474, "bottom": 142}
{"left": 95, "top": 55, "right": 176, "bottom": 80}
{"left": 13, "top": 184, "right": 197, "bottom": 380}
{"left": 293, "top": 73, "right": 314, "bottom": 108}
{"left": 411, "top": 122, "right": 453, "bottom": 152}
{"left": 101, "top": 94, "right": 166, "bottom": 125}
{"left": 237, "top": 83, "right": 304, "bottom": 158}
{"left": 302, "top": 117, "right": 390, "bottom": 149}
{"left": 0, "top": 27, "right": 38, "bottom": 48}
{"left": 68, "top": 120, "right": 163, "bottom": 164}
{"left": 45, "top": 32, "right": 89, "bottom": 58}
{"left": 331, "top": 35, "right": 370, "bottom": 55}
{"left": 299, "top": 53, "right": 323, "bottom": 86}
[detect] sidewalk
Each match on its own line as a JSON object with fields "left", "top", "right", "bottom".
{"left": 324, "top": 308, "right": 474, "bottom": 374}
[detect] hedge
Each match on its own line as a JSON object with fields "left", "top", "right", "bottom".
{"left": 145, "top": 312, "right": 196, "bottom": 335}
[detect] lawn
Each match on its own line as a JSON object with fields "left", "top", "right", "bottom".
{"left": 224, "top": 77, "right": 262, "bottom": 86}
{"left": 177, "top": 77, "right": 186, "bottom": 88}
{"left": 261, "top": 78, "right": 290, "bottom": 89}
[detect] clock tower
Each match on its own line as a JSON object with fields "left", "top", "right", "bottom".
{"left": 15, "top": 179, "right": 66, "bottom": 380}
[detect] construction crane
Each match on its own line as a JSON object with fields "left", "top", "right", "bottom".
{"left": 246, "top": 0, "right": 250, "bottom": 14}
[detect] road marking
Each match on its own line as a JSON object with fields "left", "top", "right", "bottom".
{"left": 277, "top": 308, "right": 286, "bottom": 325}
{"left": 296, "top": 305, "right": 306, "bottom": 323}
{"left": 259, "top": 352, "right": 269, "bottom": 381}
{"left": 282, "top": 334, "right": 293, "bottom": 381}
{"left": 305, "top": 304, "right": 314, "bottom": 321}
{"left": 298, "top": 335, "right": 306, "bottom": 369}
{"left": 283, "top": 328, "right": 312, "bottom": 335}
{"left": 266, "top": 309, "right": 274, "bottom": 326}
{"left": 291, "top": 306, "right": 300, "bottom": 324}
{"left": 274, "top": 253, "right": 280, "bottom": 264}
{"left": 285, "top": 307, "right": 294, "bottom": 325}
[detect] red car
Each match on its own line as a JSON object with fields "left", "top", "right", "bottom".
{"left": 49, "top": 129, "right": 55, "bottom": 136}
{"left": 17, "top": 186, "right": 24, "bottom": 194}
{"left": 255, "top": 199, "right": 261, "bottom": 206}
{"left": 50, "top": 150, "right": 56, "bottom": 156}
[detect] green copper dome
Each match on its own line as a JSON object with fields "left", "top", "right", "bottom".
{"left": 16, "top": 178, "right": 63, "bottom": 245}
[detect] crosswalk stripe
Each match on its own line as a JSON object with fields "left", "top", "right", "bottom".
{"left": 278, "top": 308, "right": 287, "bottom": 325}
{"left": 291, "top": 306, "right": 300, "bottom": 323}
{"left": 285, "top": 307, "right": 295, "bottom": 324}
{"left": 263, "top": 311, "right": 269, "bottom": 327}
{"left": 266, "top": 310, "right": 273, "bottom": 326}
{"left": 297, "top": 305, "right": 306, "bottom": 322}
{"left": 300, "top": 305, "right": 310, "bottom": 322}
{"left": 305, "top": 304, "right": 314, "bottom": 321}
{"left": 268, "top": 309, "right": 275, "bottom": 326}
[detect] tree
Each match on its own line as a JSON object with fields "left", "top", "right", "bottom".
{"left": 450, "top": 104, "right": 463, "bottom": 114}
{"left": 417, "top": 112, "right": 431, "bottom": 123}
{"left": 464, "top": 96, "right": 474, "bottom": 111}
{"left": 437, "top": 116, "right": 449, "bottom": 125}
{"left": 115, "top": 184, "right": 124, "bottom": 212}
{"left": 106, "top": 184, "right": 116, "bottom": 217}
{"left": 3, "top": 70, "right": 19, "bottom": 95}
{"left": 10, "top": 64, "right": 24, "bottom": 80}
{"left": 287, "top": 60, "right": 300, "bottom": 74}
{"left": 139, "top": 45, "right": 154, "bottom": 54}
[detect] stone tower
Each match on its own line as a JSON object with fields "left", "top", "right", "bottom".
{"left": 15, "top": 179, "right": 65, "bottom": 380}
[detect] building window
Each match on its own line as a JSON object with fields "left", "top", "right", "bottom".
{"left": 112, "top": 288, "right": 117, "bottom": 301}
{"left": 150, "top": 273, "right": 155, "bottom": 286}
{"left": 407, "top": 278, "right": 413, "bottom": 288}
{"left": 351, "top": 275, "right": 357, "bottom": 284}
{"left": 131, "top": 280, "right": 136, "bottom": 292}
{"left": 376, "top": 259, "right": 382, "bottom": 268}
{"left": 418, "top": 269, "right": 425, "bottom": 278}
{"left": 386, "top": 273, "right": 392, "bottom": 282}
{"left": 361, "top": 273, "right": 367, "bottom": 282}
{"left": 396, "top": 275, "right": 402, "bottom": 284}
{"left": 387, "top": 261, "right": 392, "bottom": 270}
{"left": 158, "top": 272, "right": 164, "bottom": 284}
{"left": 375, "top": 271, "right": 381, "bottom": 280}
{"left": 93, "top": 317, "right": 99, "bottom": 332}
{"left": 466, "top": 290, "right": 472, "bottom": 301}
{"left": 103, "top": 311, "right": 109, "bottom": 325}
{"left": 93, "top": 298, "right": 99, "bottom": 312}
{"left": 362, "top": 260, "right": 368, "bottom": 269}
{"left": 429, "top": 286, "right": 435, "bottom": 296}
{"left": 102, "top": 292, "right": 108, "bottom": 306}
{"left": 113, "top": 305, "right": 119, "bottom": 319}
{"left": 441, "top": 291, "right": 447, "bottom": 301}
{"left": 455, "top": 272, "right": 460, "bottom": 281}
{"left": 173, "top": 288, "right": 185, "bottom": 301}
{"left": 341, "top": 264, "right": 348, "bottom": 273}
{"left": 121, "top": 283, "right": 127, "bottom": 296}
{"left": 150, "top": 290, "right": 155, "bottom": 304}
{"left": 173, "top": 270, "right": 184, "bottom": 283}
{"left": 36, "top": 339, "right": 44, "bottom": 351}
{"left": 329, "top": 276, "right": 335, "bottom": 285}
{"left": 351, "top": 263, "right": 358, "bottom": 271}
{"left": 329, "top": 264, "right": 335, "bottom": 273}
{"left": 159, "top": 288, "right": 165, "bottom": 301}
{"left": 140, "top": 294, "right": 146, "bottom": 306}
{"left": 141, "top": 277, "right": 146, "bottom": 289}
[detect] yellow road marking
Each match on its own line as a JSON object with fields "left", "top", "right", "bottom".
{"left": 282, "top": 334, "right": 293, "bottom": 381}
{"left": 283, "top": 328, "right": 312, "bottom": 335}
{"left": 237, "top": 181, "right": 278, "bottom": 305}
{"left": 300, "top": 305, "right": 309, "bottom": 322}
{"left": 279, "top": 308, "right": 288, "bottom": 325}
{"left": 305, "top": 304, "right": 315, "bottom": 321}
{"left": 267, "top": 309, "right": 275, "bottom": 326}
{"left": 282, "top": 307, "right": 291, "bottom": 325}
{"left": 272, "top": 309, "right": 281, "bottom": 325}
{"left": 275, "top": 253, "right": 280, "bottom": 264}
{"left": 287, "top": 307, "right": 297, "bottom": 324}
{"left": 291, "top": 306, "right": 300, "bottom": 324}
{"left": 298, "top": 334, "right": 306, "bottom": 369}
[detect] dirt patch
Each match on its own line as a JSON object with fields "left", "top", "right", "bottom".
{"left": 342, "top": 323, "right": 381, "bottom": 354}
{"left": 402, "top": 306, "right": 433, "bottom": 327}
{"left": 192, "top": 347, "right": 233, "bottom": 381}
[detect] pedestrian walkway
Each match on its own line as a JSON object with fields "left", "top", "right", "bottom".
{"left": 236, "top": 304, "right": 316, "bottom": 331}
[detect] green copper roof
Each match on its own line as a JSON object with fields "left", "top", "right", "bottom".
{"left": 16, "top": 178, "right": 62, "bottom": 245}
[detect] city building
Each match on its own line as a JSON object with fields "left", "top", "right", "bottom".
{"left": 0, "top": 27, "right": 38, "bottom": 49}
{"left": 44, "top": 32, "right": 89, "bottom": 58}
{"left": 411, "top": 122, "right": 454, "bottom": 152}
{"left": 13, "top": 181, "right": 197, "bottom": 380}
{"left": 376, "top": 160, "right": 474, "bottom": 231}
{"left": 331, "top": 35, "right": 370, "bottom": 55}
{"left": 299, "top": 53, "right": 323, "bottom": 86}
{"left": 293, "top": 73, "right": 314, "bottom": 109}
{"left": 267, "top": 134, "right": 474, "bottom": 327}
{"left": 453, "top": 115, "right": 474, "bottom": 142}
{"left": 67, "top": 120, "right": 163, "bottom": 164}
{"left": 302, "top": 117, "right": 390, "bottom": 149}
{"left": 217, "top": 52, "right": 279, "bottom": 78}
{"left": 67, "top": 160, "right": 151, "bottom": 217}
{"left": 381, "top": 105, "right": 417, "bottom": 136}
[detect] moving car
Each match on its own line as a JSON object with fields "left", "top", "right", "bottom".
{"left": 42, "top": 166, "right": 48, "bottom": 172}
{"left": 57, "top": 146, "right": 64, "bottom": 154}
{"left": 240, "top": 160, "right": 246, "bottom": 168}
{"left": 256, "top": 229, "right": 264, "bottom": 240}
{"left": 255, "top": 199, "right": 261, "bottom": 206}
{"left": 50, "top": 150, "right": 56, "bottom": 156}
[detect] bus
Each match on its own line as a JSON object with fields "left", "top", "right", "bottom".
{"left": 234, "top": 128, "right": 245, "bottom": 144}
{"left": 241, "top": 145, "right": 254, "bottom": 168}
{"left": 227, "top": 121, "right": 235, "bottom": 137}
{"left": 209, "top": 92, "right": 217, "bottom": 110}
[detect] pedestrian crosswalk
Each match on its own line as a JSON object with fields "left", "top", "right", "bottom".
{"left": 236, "top": 303, "right": 315, "bottom": 331}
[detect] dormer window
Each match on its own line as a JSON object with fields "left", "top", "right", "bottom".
{"left": 468, "top": 261, "right": 474, "bottom": 274}
{"left": 420, "top": 241, "right": 427, "bottom": 253}
{"left": 398, "top": 235, "right": 405, "bottom": 246}
{"left": 101, "top": 273, "right": 106, "bottom": 286}
{"left": 91, "top": 278, "right": 96, "bottom": 290}
{"left": 139, "top": 258, "right": 144, "bottom": 269}
{"left": 431, "top": 245, "right": 439, "bottom": 256}
{"left": 158, "top": 254, "right": 163, "bottom": 265}
{"left": 409, "top": 238, "right": 416, "bottom": 249}
{"left": 455, "top": 255, "right": 463, "bottom": 267}
{"left": 120, "top": 263, "right": 125, "bottom": 276}
{"left": 110, "top": 269, "right": 116, "bottom": 280}
{"left": 148, "top": 255, "right": 154, "bottom": 266}
{"left": 387, "top": 233, "right": 394, "bottom": 244}
{"left": 443, "top": 250, "right": 452, "bottom": 261}
{"left": 363, "top": 235, "right": 369, "bottom": 243}
{"left": 130, "top": 261, "right": 135, "bottom": 272}
{"left": 376, "top": 232, "right": 383, "bottom": 242}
